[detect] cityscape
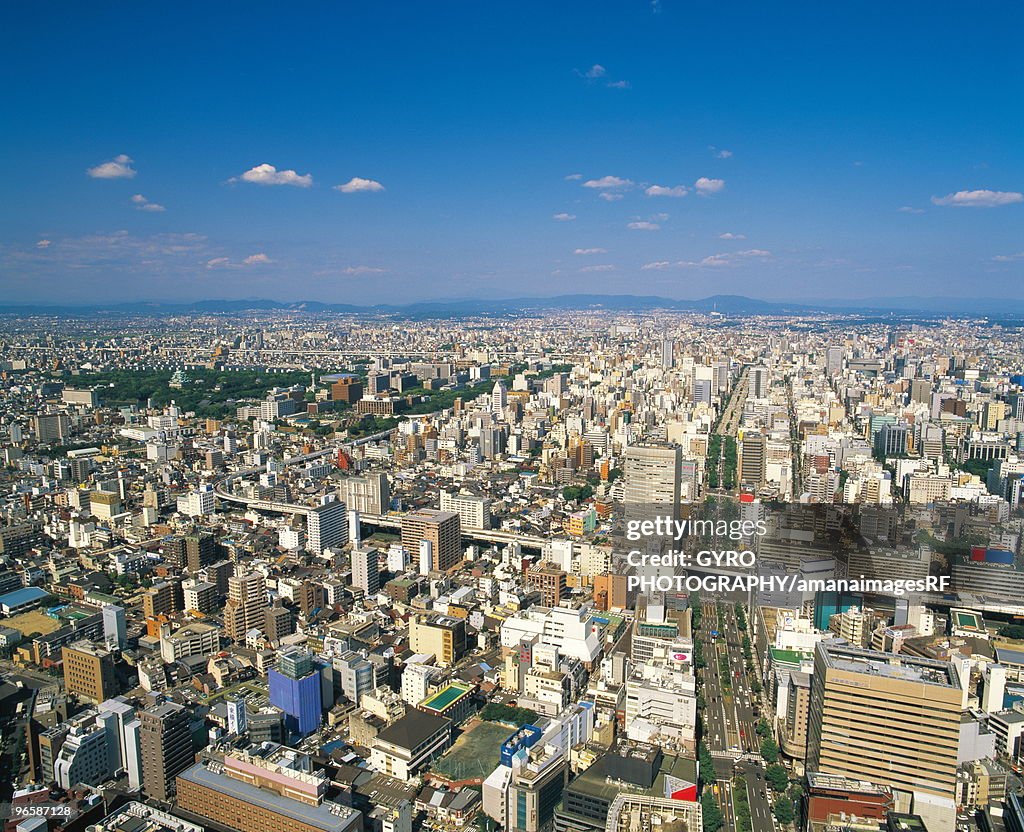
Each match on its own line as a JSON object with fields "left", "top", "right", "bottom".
{"left": 2, "top": 5, "right": 1024, "bottom": 832}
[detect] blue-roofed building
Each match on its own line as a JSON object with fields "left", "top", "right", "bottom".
{"left": 0, "top": 586, "right": 49, "bottom": 616}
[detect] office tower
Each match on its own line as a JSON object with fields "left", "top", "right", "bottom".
{"left": 182, "top": 579, "right": 217, "bottom": 615}
{"left": 491, "top": 381, "right": 508, "bottom": 415}
{"left": 338, "top": 471, "right": 390, "bottom": 514}
{"left": 98, "top": 696, "right": 143, "bottom": 790}
{"left": 62, "top": 641, "right": 118, "bottom": 703}
{"left": 102, "top": 604, "right": 126, "bottom": 650}
{"left": 750, "top": 365, "right": 769, "bottom": 398}
{"left": 402, "top": 509, "right": 461, "bottom": 572}
{"left": 874, "top": 423, "right": 909, "bottom": 458}
{"left": 484, "top": 743, "right": 568, "bottom": 832}
{"left": 333, "top": 650, "right": 377, "bottom": 704}
{"left": 331, "top": 375, "right": 363, "bottom": 404}
{"left": 226, "top": 697, "right": 247, "bottom": 736}
{"left": 184, "top": 533, "right": 217, "bottom": 572}
{"left": 161, "top": 536, "right": 187, "bottom": 568}
{"left": 140, "top": 701, "right": 193, "bottom": 801}
{"left": 306, "top": 496, "right": 348, "bottom": 555}
{"left": 781, "top": 670, "right": 811, "bottom": 761}
{"left": 910, "top": 378, "right": 932, "bottom": 405}
{"left": 479, "top": 426, "right": 506, "bottom": 458}
{"left": 440, "top": 490, "right": 491, "bottom": 529}
{"left": 660, "top": 338, "right": 674, "bottom": 369}
{"left": 739, "top": 431, "right": 766, "bottom": 486}
{"left": 269, "top": 647, "right": 323, "bottom": 737}
{"left": 224, "top": 571, "right": 266, "bottom": 641}
{"left": 692, "top": 378, "right": 712, "bottom": 405}
{"left": 623, "top": 444, "right": 682, "bottom": 523}
{"left": 351, "top": 546, "right": 380, "bottom": 596}
{"left": 33, "top": 413, "right": 71, "bottom": 443}
{"left": 826, "top": 346, "right": 844, "bottom": 377}
{"left": 807, "top": 642, "right": 961, "bottom": 832}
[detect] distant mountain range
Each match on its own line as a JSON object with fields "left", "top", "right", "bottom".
{"left": 2, "top": 293, "right": 1024, "bottom": 317}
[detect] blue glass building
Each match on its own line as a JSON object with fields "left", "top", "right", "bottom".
{"left": 268, "top": 648, "right": 323, "bottom": 737}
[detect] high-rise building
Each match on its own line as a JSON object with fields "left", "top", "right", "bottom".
{"left": 440, "top": 490, "right": 491, "bottom": 529}
{"left": 492, "top": 381, "right": 508, "bottom": 415}
{"left": 739, "top": 431, "right": 766, "bottom": 486}
{"left": 623, "top": 444, "right": 682, "bottom": 523}
{"left": 338, "top": 472, "right": 390, "bottom": 514}
{"left": 402, "top": 509, "right": 461, "bottom": 572}
{"left": 749, "top": 365, "right": 770, "bottom": 398}
{"left": 409, "top": 614, "right": 467, "bottom": 667}
{"left": 661, "top": 338, "right": 674, "bottom": 369}
{"left": 306, "top": 497, "right": 348, "bottom": 554}
{"left": 143, "top": 580, "right": 183, "bottom": 619}
{"left": 351, "top": 546, "right": 380, "bottom": 596}
{"left": 63, "top": 641, "right": 118, "bottom": 703}
{"left": 224, "top": 571, "right": 266, "bottom": 641}
{"left": 184, "top": 533, "right": 217, "bottom": 572}
{"left": 140, "top": 701, "right": 193, "bottom": 801}
{"left": 527, "top": 562, "right": 567, "bottom": 607}
{"left": 269, "top": 647, "right": 323, "bottom": 738}
{"left": 807, "top": 642, "right": 962, "bottom": 832}
{"left": 826, "top": 346, "right": 844, "bottom": 377}
{"left": 102, "top": 604, "right": 127, "bottom": 650}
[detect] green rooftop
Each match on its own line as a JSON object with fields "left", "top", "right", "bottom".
{"left": 420, "top": 682, "right": 473, "bottom": 712}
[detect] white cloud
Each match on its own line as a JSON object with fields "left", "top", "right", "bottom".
{"left": 131, "top": 194, "right": 165, "bottom": 212}
{"left": 627, "top": 221, "right": 660, "bottom": 231}
{"left": 598, "top": 192, "right": 624, "bottom": 202}
{"left": 643, "top": 249, "right": 770, "bottom": 270}
{"left": 552, "top": 212, "right": 576, "bottom": 222}
{"left": 87, "top": 154, "right": 136, "bottom": 179}
{"left": 564, "top": 173, "right": 583, "bottom": 180}
{"left": 694, "top": 177, "right": 725, "bottom": 195}
{"left": 583, "top": 64, "right": 606, "bottom": 79}
{"left": 700, "top": 249, "right": 770, "bottom": 267}
{"left": 574, "top": 248, "right": 607, "bottom": 255}
{"left": 897, "top": 206, "right": 925, "bottom": 214}
{"left": 992, "top": 252, "right": 1024, "bottom": 263}
{"left": 35, "top": 239, "right": 52, "bottom": 249}
{"left": 646, "top": 184, "right": 688, "bottom": 198}
{"left": 607, "top": 80, "right": 630, "bottom": 89}
{"left": 932, "top": 189, "right": 1023, "bottom": 207}
{"left": 232, "top": 163, "right": 313, "bottom": 187}
{"left": 207, "top": 253, "right": 272, "bottom": 269}
{"left": 714, "top": 148, "right": 733, "bottom": 159}
{"left": 341, "top": 265, "right": 385, "bottom": 275}
{"left": 719, "top": 232, "right": 746, "bottom": 240}
{"left": 580, "top": 264, "right": 615, "bottom": 273}
{"left": 583, "top": 175, "right": 633, "bottom": 189}
{"left": 335, "top": 177, "right": 384, "bottom": 193}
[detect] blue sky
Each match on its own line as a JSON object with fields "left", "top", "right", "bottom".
{"left": 2, "top": 1, "right": 1022, "bottom": 304}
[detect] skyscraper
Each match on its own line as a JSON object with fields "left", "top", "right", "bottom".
{"left": 102, "top": 604, "right": 126, "bottom": 650}
{"left": 306, "top": 496, "right": 348, "bottom": 554}
{"left": 269, "top": 647, "right": 323, "bottom": 738}
{"left": 224, "top": 571, "right": 266, "bottom": 641}
{"left": 140, "top": 701, "right": 193, "bottom": 801}
{"left": 806, "top": 642, "right": 961, "bottom": 832}
{"left": 402, "top": 509, "right": 461, "bottom": 572}
{"left": 623, "top": 444, "right": 682, "bottom": 523}
{"left": 226, "top": 697, "right": 247, "bottom": 736}
{"left": 351, "top": 546, "right": 380, "bottom": 596}
{"left": 491, "top": 381, "right": 508, "bottom": 416}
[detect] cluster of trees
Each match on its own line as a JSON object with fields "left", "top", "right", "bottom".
{"left": 722, "top": 436, "right": 737, "bottom": 490}
{"left": 81, "top": 368, "right": 313, "bottom": 417}
{"left": 479, "top": 703, "right": 538, "bottom": 726}
{"left": 562, "top": 484, "right": 594, "bottom": 502}
{"left": 707, "top": 435, "right": 722, "bottom": 489}
{"left": 346, "top": 415, "right": 399, "bottom": 438}
{"left": 1001, "top": 624, "right": 1024, "bottom": 640}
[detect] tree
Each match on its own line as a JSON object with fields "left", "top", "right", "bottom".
{"left": 774, "top": 797, "right": 796, "bottom": 825}
{"left": 760, "top": 736, "right": 780, "bottom": 763}
{"left": 698, "top": 742, "right": 717, "bottom": 788}
{"left": 702, "top": 792, "right": 724, "bottom": 832}
{"left": 765, "top": 764, "right": 789, "bottom": 792}
{"left": 756, "top": 718, "right": 772, "bottom": 738}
